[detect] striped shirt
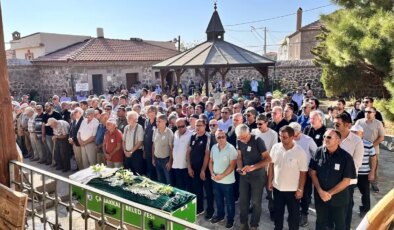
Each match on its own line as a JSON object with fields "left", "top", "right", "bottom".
{"left": 358, "top": 139, "right": 376, "bottom": 175}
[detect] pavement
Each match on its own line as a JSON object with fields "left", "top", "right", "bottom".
{"left": 23, "top": 148, "right": 393, "bottom": 230}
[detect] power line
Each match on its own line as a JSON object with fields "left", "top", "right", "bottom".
{"left": 225, "top": 4, "right": 333, "bottom": 27}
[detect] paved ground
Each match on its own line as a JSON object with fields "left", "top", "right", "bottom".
{"left": 23, "top": 148, "right": 393, "bottom": 230}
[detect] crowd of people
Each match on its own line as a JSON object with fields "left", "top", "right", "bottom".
{"left": 12, "top": 83, "right": 385, "bottom": 230}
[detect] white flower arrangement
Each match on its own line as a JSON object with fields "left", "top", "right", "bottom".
{"left": 91, "top": 163, "right": 106, "bottom": 173}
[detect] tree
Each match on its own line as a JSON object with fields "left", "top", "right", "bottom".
{"left": 312, "top": 0, "right": 394, "bottom": 98}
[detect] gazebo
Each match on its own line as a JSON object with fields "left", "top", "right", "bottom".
{"left": 153, "top": 3, "right": 276, "bottom": 96}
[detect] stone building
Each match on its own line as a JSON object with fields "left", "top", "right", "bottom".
{"left": 9, "top": 31, "right": 91, "bottom": 60}
{"left": 277, "top": 8, "right": 322, "bottom": 61}
{"left": 7, "top": 30, "right": 179, "bottom": 101}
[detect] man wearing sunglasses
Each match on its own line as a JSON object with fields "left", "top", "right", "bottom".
{"left": 310, "top": 129, "right": 356, "bottom": 230}
{"left": 355, "top": 96, "right": 384, "bottom": 124}
{"left": 333, "top": 113, "right": 364, "bottom": 230}
{"left": 209, "top": 130, "right": 237, "bottom": 229}
{"left": 244, "top": 107, "right": 257, "bottom": 130}
{"left": 355, "top": 107, "right": 385, "bottom": 193}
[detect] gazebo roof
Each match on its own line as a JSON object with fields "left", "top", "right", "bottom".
{"left": 153, "top": 40, "right": 275, "bottom": 69}
{"left": 153, "top": 3, "right": 275, "bottom": 70}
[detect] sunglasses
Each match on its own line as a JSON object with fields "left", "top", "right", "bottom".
{"left": 177, "top": 125, "right": 185, "bottom": 128}
{"left": 213, "top": 109, "right": 219, "bottom": 112}
{"left": 257, "top": 123, "right": 264, "bottom": 126}
{"left": 246, "top": 114, "right": 252, "bottom": 117}
{"left": 323, "top": 135, "right": 332, "bottom": 139}
{"left": 216, "top": 136, "right": 226, "bottom": 139}
{"left": 363, "top": 101, "right": 370, "bottom": 103}
{"left": 209, "top": 124, "right": 217, "bottom": 127}
{"left": 105, "top": 108, "right": 111, "bottom": 111}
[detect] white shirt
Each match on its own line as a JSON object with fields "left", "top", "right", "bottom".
{"left": 172, "top": 130, "right": 192, "bottom": 169}
{"left": 270, "top": 142, "right": 308, "bottom": 191}
{"left": 292, "top": 93, "right": 304, "bottom": 108}
{"left": 251, "top": 128, "right": 278, "bottom": 152}
{"left": 251, "top": 80, "right": 258, "bottom": 92}
{"left": 218, "top": 118, "right": 232, "bottom": 133}
{"left": 295, "top": 134, "right": 317, "bottom": 164}
{"left": 78, "top": 118, "right": 99, "bottom": 141}
{"left": 340, "top": 132, "right": 364, "bottom": 184}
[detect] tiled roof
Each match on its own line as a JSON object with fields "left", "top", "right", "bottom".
{"left": 33, "top": 38, "right": 179, "bottom": 63}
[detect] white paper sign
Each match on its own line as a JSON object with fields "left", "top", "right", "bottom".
{"left": 76, "top": 83, "right": 89, "bottom": 92}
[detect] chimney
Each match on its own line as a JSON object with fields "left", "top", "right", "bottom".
{"left": 97, "top": 28, "right": 104, "bottom": 38}
{"left": 296, "top": 7, "right": 303, "bottom": 31}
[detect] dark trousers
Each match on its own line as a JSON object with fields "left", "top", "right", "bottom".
{"left": 357, "top": 175, "right": 371, "bottom": 212}
{"left": 315, "top": 194, "right": 347, "bottom": 230}
{"left": 124, "top": 149, "right": 144, "bottom": 175}
{"left": 189, "top": 166, "right": 214, "bottom": 215}
{"left": 273, "top": 188, "right": 300, "bottom": 230}
{"left": 345, "top": 185, "right": 355, "bottom": 230}
{"left": 54, "top": 138, "right": 71, "bottom": 170}
{"left": 154, "top": 156, "right": 171, "bottom": 184}
{"left": 300, "top": 175, "right": 312, "bottom": 215}
{"left": 213, "top": 181, "right": 235, "bottom": 223}
{"left": 16, "top": 135, "right": 28, "bottom": 155}
{"left": 145, "top": 152, "right": 157, "bottom": 181}
{"left": 239, "top": 170, "right": 265, "bottom": 228}
{"left": 170, "top": 168, "right": 189, "bottom": 191}
{"left": 234, "top": 170, "right": 240, "bottom": 201}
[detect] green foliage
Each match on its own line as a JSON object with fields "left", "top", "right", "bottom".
{"left": 273, "top": 90, "right": 283, "bottom": 99}
{"left": 375, "top": 79, "right": 394, "bottom": 121}
{"left": 28, "top": 90, "right": 40, "bottom": 102}
{"left": 313, "top": 1, "right": 394, "bottom": 98}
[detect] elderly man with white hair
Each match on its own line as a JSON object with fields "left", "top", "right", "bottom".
{"left": 236, "top": 124, "right": 271, "bottom": 230}
{"left": 289, "top": 122, "right": 318, "bottom": 227}
{"left": 77, "top": 108, "right": 100, "bottom": 169}
{"left": 47, "top": 117, "right": 71, "bottom": 172}
{"left": 303, "top": 110, "right": 327, "bottom": 147}
{"left": 69, "top": 107, "right": 84, "bottom": 170}
{"left": 123, "top": 111, "right": 144, "bottom": 174}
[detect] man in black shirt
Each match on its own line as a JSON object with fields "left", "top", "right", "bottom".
{"left": 244, "top": 107, "right": 257, "bottom": 131}
{"left": 236, "top": 124, "right": 271, "bottom": 230}
{"left": 309, "top": 129, "right": 356, "bottom": 230}
{"left": 42, "top": 102, "right": 62, "bottom": 165}
{"left": 186, "top": 119, "right": 214, "bottom": 219}
{"left": 355, "top": 96, "right": 384, "bottom": 124}
{"left": 269, "top": 106, "right": 289, "bottom": 138}
{"left": 60, "top": 102, "right": 71, "bottom": 123}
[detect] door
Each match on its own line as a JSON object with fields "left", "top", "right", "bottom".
{"left": 126, "top": 73, "right": 139, "bottom": 90}
{"left": 92, "top": 74, "right": 103, "bottom": 95}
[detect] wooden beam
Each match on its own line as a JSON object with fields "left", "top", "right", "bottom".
{"left": 159, "top": 69, "right": 169, "bottom": 93}
{"left": 0, "top": 2, "right": 19, "bottom": 186}
{"left": 175, "top": 69, "right": 186, "bottom": 86}
{"left": 204, "top": 68, "right": 209, "bottom": 96}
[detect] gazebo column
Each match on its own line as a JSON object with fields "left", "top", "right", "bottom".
{"left": 255, "top": 66, "right": 269, "bottom": 94}
{"left": 160, "top": 69, "right": 169, "bottom": 93}
{"left": 0, "top": 3, "right": 19, "bottom": 186}
{"left": 218, "top": 67, "right": 230, "bottom": 91}
{"left": 204, "top": 68, "right": 210, "bottom": 96}
{"left": 175, "top": 69, "right": 186, "bottom": 87}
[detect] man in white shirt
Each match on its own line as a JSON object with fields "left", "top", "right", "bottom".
{"left": 250, "top": 77, "right": 258, "bottom": 94}
{"left": 171, "top": 118, "right": 192, "bottom": 191}
{"left": 289, "top": 122, "right": 317, "bottom": 227}
{"left": 218, "top": 107, "right": 232, "bottom": 132}
{"left": 268, "top": 125, "right": 308, "bottom": 230}
{"left": 78, "top": 108, "right": 100, "bottom": 169}
{"left": 334, "top": 113, "right": 364, "bottom": 230}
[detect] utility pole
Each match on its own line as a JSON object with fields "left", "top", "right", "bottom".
{"left": 0, "top": 2, "right": 19, "bottom": 186}
{"left": 178, "top": 35, "right": 181, "bottom": 52}
{"left": 263, "top": 27, "right": 267, "bottom": 55}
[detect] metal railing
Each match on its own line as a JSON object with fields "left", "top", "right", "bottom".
{"left": 9, "top": 160, "right": 208, "bottom": 230}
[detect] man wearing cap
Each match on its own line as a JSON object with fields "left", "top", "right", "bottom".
{"left": 78, "top": 108, "right": 100, "bottom": 168}
{"left": 104, "top": 118, "right": 124, "bottom": 168}
{"left": 355, "top": 106, "right": 384, "bottom": 193}
{"left": 69, "top": 107, "right": 84, "bottom": 170}
{"left": 47, "top": 118, "right": 71, "bottom": 172}
{"left": 350, "top": 124, "right": 377, "bottom": 217}
{"left": 250, "top": 77, "right": 258, "bottom": 95}
{"left": 42, "top": 102, "right": 62, "bottom": 165}
{"left": 310, "top": 129, "right": 356, "bottom": 230}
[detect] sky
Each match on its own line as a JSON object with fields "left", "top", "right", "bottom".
{"left": 2, "top": 0, "right": 338, "bottom": 54}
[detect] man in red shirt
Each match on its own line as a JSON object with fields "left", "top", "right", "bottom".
{"left": 103, "top": 118, "right": 124, "bottom": 168}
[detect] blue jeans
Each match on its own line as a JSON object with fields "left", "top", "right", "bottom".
{"left": 213, "top": 181, "right": 235, "bottom": 223}
{"left": 154, "top": 156, "right": 171, "bottom": 184}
